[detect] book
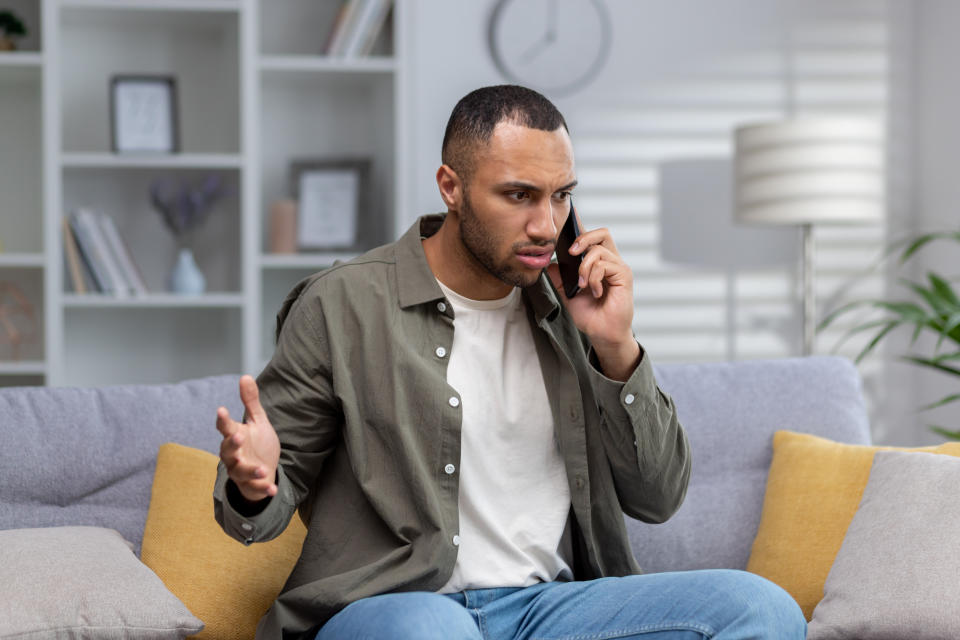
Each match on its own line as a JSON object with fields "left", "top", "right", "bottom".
{"left": 98, "top": 213, "right": 149, "bottom": 296}
{"left": 68, "top": 211, "right": 107, "bottom": 293}
{"left": 342, "top": 0, "right": 391, "bottom": 58}
{"left": 322, "top": 0, "right": 352, "bottom": 55}
{"left": 357, "top": 0, "right": 392, "bottom": 57}
{"left": 69, "top": 209, "right": 128, "bottom": 297}
{"left": 326, "top": 0, "right": 364, "bottom": 56}
{"left": 328, "top": 0, "right": 368, "bottom": 57}
{"left": 62, "top": 216, "right": 88, "bottom": 294}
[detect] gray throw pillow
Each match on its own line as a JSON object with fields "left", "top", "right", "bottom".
{"left": 0, "top": 526, "right": 203, "bottom": 639}
{"left": 808, "top": 450, "right": 960, "bottom": 639}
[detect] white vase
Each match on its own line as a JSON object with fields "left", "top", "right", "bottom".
{"left": 169, "top": 248, "right": 206, "bottom": 295}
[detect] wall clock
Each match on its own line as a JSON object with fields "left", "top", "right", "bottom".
{"left": 487, "top": 0, "right": 612, "bottom": 96}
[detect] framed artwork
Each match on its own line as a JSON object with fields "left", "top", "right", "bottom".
{"left": 110, "top": 75, "right": 179, "bottom": 154}
{"left": 290, "top": 158, "right": 371, "bottom": 250}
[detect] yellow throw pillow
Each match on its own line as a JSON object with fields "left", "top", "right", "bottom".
{"left": 746, "top": 430, "right": 960, "bottom": 620}
{"left": 141, "top": 443, "right": 307, "bottom": 640}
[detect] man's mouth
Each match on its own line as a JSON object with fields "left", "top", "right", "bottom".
{"left": 515, "top": 246, "right": 555, "bottom": 269}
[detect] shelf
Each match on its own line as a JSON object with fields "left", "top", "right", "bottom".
{"left": 60, "top": 0, "right": 240, "bottom": 12}
{"left": 0, "top": 253, "right": 45, "bottom": 268}
{"left": 61, "top": 153, "right": 243, "bottom": 169}
{"left": 260, "top": 252, "right": 358, "bottom": 269}
{"left": 260, "top": 55, "right": 395, "bottom": 74}
{"left": 62, "top": 293, "right": 245, "bottom": 308}
{"left": 0, "top": 361, "right": 47, "bottom": 376}
{"left": 0, "top": 52, "right": 43, "bottom": 68}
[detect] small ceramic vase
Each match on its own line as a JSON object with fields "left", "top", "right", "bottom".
{"left": 169, "top": 248, "right": 206, "bottom": 295}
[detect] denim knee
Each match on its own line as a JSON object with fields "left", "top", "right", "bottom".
{"left": 710, "top": 570, "right": 806, "bottom": 639}
{"left": 317, "top": 591, "right": 480, "bottom": 640}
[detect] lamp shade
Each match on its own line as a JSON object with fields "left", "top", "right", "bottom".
{"left": 733, "top": 118, "right": 885, "bottom": 225}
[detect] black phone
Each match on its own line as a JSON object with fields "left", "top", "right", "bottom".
{"left": 556, "top": 200, "right": 583, "bottom": 298}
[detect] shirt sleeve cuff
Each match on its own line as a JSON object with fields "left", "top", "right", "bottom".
{"left": 213, "top": 462, "right": 296, "bottom": 546}
{"left": 587, "top": 341, "right": 658, "bottom": 424}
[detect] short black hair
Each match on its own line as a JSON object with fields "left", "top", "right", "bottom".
{"left": 441, "top": 85, "right": 569, "bottom": 181}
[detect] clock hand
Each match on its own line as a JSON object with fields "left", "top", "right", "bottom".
{"left": 520, "top": 33, "right": 552, "bottom": 63}
{"left": 520, "top": 0, "right": 560, "bottom": 64}
{"left": 546, "top": 0, "right": 557, "bottom": 40}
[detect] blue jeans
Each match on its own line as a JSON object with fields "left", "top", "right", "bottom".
{"left": 314, "top": 569, "right": 806, "bottom": 639}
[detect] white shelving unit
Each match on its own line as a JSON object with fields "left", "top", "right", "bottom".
{"left": 0, "top": 0, "right": 406, "bottom": 387}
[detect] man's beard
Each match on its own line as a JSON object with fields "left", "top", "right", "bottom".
{"left": 458, "top": 191, "right": 545, "bottom": 289}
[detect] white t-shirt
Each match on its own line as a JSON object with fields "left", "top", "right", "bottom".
{"left": 436, "top": 280, "right": 574, "bottom": 594}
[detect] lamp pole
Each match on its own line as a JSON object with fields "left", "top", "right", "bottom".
{"left": 802, "top": 223, "right": 815, "bottom": 356}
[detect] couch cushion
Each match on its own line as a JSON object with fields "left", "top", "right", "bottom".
{"left": 141, "top": 443, "right": 307, "bottom": 640}
{"left": 808, "top": 450, "right": 960, "bottom": 639}
{"left": 747, "top": 430, "right": 960, "bottom": 619}
{"left": 0, "top": 526, "right": 203, "bottom": 639}
{"left": 0, "top": 374, "right": 242, "bottom": 552}
{"left": 627, "top": 355, "right": 871, "bottom": 574}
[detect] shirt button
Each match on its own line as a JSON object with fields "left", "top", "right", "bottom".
{"left": 624, "top": 393, "right": 636, "bottom": 405}
{"left": 448, "top": 396, "right": 460, "bottom": 408}
{"left": 435, "top": 346, "right": 447, "bottom": 358}
{"left": 444, "top": 463, "right": 456, "bottom": 475}
{"left": 452, "top": 535, "right": 461, "bottom": 546}
{"left": 437, "top": 301, "right": 447, "bottom": 313}
{"left": 241, "top": 523, "right": 253, "bottom": 531}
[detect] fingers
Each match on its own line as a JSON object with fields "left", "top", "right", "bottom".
{"left": 216, "top": 406, "right": 238, "bottom": 437}
{"left": 218, "top": 427, "right": 278, "bottom": 498}
{"left": 569, "top": 226, "right": 618, "bottom": 256}
{"left": 238, "top": 375, "right": 268, "bottom": 424}
{"left": 577, "top": 244, "right": 631, "bottom": 298}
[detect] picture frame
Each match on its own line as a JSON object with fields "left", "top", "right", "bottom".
{"left": 110, "top": 75, "right": 179, "bottom": 154}
{"left": 290, "top": 158, "right": 371, "bottom": 250}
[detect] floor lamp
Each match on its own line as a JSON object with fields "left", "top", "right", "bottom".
{"left": 733, "top": 118, "right": 885, "bottom": 356}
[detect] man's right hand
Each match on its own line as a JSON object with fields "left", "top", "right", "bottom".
{"left": 216, "top": 374, "right": 281, "bottom": 503}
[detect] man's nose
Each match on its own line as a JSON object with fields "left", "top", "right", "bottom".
{"left": 527, "top": 199, "right": 559, "bottom": 241}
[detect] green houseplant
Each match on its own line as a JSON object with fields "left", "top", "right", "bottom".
{"left": 0, "top": 10, "right": 27, "bottom": 51}
{"left": 818, "top": 230, "right": 960, "bottom": 439}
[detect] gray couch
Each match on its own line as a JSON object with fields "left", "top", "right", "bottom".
{"left": 0, "top": 355, "right": 870, "bottom": 626}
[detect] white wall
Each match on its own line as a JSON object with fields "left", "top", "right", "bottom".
{"left": 902, "top": 0, "right": 960, "bottom": 444}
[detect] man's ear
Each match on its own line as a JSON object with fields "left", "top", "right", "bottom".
{"left": 436, "top": 164, "right": 463, "bottom": 211}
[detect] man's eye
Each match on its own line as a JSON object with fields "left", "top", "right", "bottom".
{"left": 555, "top": 191, "right": 572, "bottom": 200}
{"left": 508, "top": 191, "right": 528, "bottom": 201}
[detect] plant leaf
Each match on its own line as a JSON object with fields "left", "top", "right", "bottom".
{"left": 854, "top": 322, "right": 899, "bottom": 363}
{"left": 929, "top": 425, "right": 960, "bottom": 441}
{"left": 897, "top": 231, "right": 960, "bottom": 264}
{"left": 936, "top": 311, "right": 960, "bottom": 350}
{"left": 932, "top": 351, "right": 960, "bottom": 364}
{"left": 928, "top": 273, "right": 960, "bottom": 308}
{"left": 900, "top": 355, "right": 960, "bottom": 377}
{"left": 898, "top": 277, "right": 953, "bottom": 318}
{"left": 817, "top": 299, "right": 874, "bottom": 332}
{"left": 920, "top": 393, "right": 960, "bottom": 412}
{"left": 833, "top": 318, "right": 904, "bottom": 352}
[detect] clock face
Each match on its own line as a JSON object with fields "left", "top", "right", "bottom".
{"left": 487, "top": 0, "right": 611, "bottom": 96}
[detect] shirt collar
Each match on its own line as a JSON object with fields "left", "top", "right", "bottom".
{"left": 396, "top": 214, "right": 562, "bottom": 323}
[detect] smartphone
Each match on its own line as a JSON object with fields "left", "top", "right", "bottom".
{"left": 556, "top": 200, "right": 583, "bottom": 298}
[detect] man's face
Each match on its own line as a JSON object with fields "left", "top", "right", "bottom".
{"left": 455, "top": 121, "right": 578, "bottom": 290}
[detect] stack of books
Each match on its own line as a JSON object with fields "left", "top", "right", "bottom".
{"left": 63, "top": 209, "right": 149, "bottom": 297}
{"left": 323, "top": 0, "right": 393, "bottom": 57}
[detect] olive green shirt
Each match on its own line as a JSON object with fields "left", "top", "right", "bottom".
{"left": 214, "top": 214, "right": 691, "bottom": 639}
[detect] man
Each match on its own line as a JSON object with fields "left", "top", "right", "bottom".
{"left": 214, "top": 85, "right": 805, "bottom": 639}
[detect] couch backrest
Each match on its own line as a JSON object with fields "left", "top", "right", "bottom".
{"left": 1, "top": 356, "right": 870, "bottom": 570}
{"left": 630, "top": 355, "right": 871, "bottom": 573}
{"left": 0, "top": 375, "right": 241, "bottom": 552}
